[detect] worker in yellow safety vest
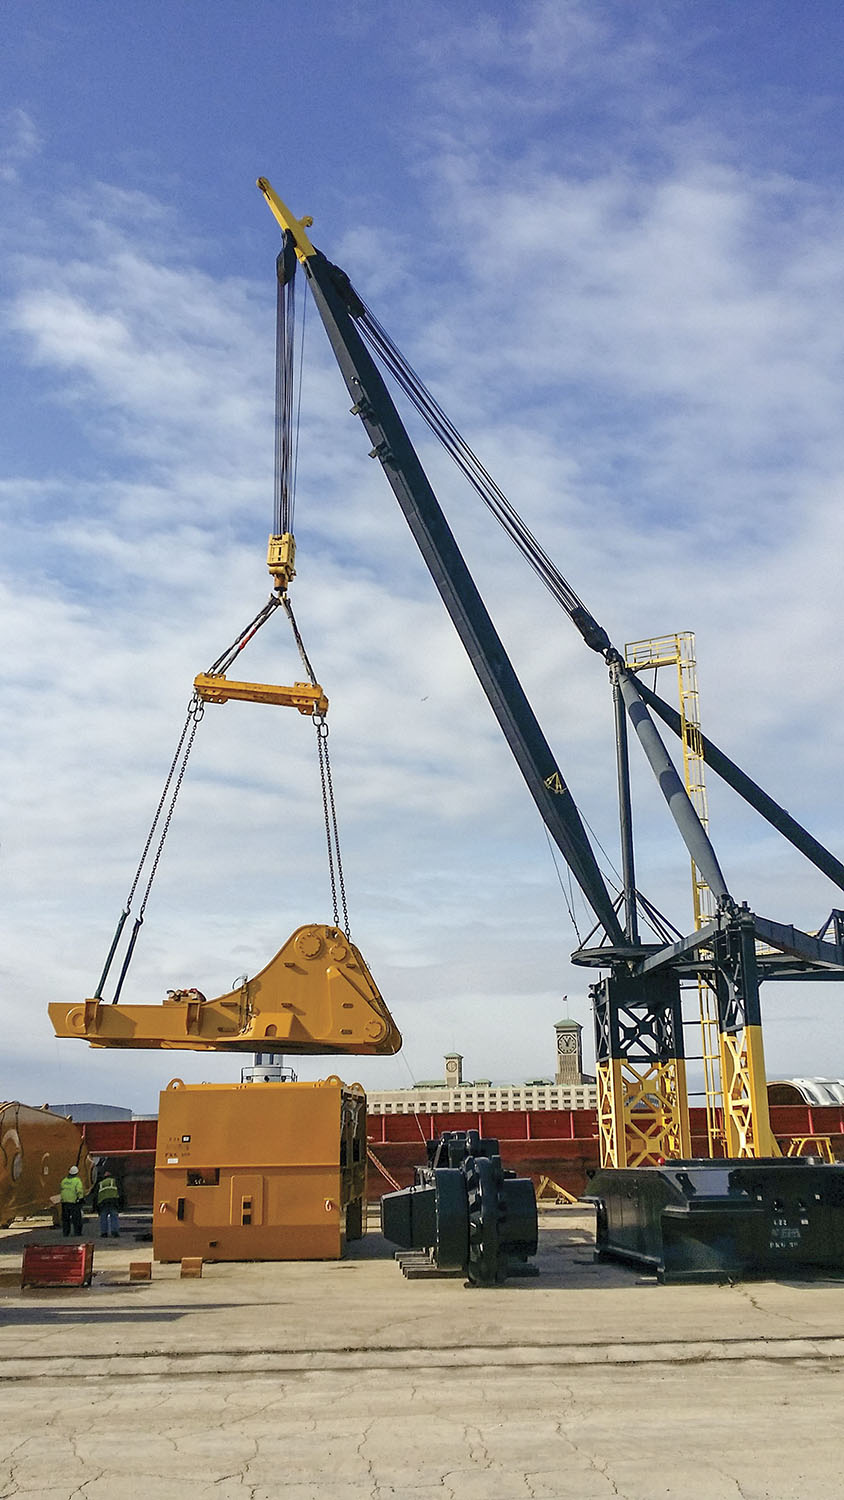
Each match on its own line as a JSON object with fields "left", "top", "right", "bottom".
{"left": 92, "top": 1170, "right": 122, "bottom": 1238}
{"left": 59, "top": 1165, "right": 85, "bottom": 1237}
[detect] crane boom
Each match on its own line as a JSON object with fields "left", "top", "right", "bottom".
{"left": 251, "top": 182, "right": 844, "bottom": 1197}
{"left": 257, "top": 182, "right": 625, "bottom": 947}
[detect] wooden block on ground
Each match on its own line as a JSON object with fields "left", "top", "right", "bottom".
{"left": 129, "top": 1261, "right": 152, "bottom": 1282}
{"left": 180, "top": 1256, "right": 203, "bottom": 1278}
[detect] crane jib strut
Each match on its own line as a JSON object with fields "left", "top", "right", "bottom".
{"left": 634, "top": 677, "right": 844, "bottom": 896}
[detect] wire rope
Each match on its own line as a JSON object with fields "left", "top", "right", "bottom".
{"left": 352, "top": 298, "right": 697, "bottom": 946}
{"left": 281, "top": 594, "right": 350, "bottom": 936}
{"left": 355, "top": 300, "right": 608, "bottom": 644}
{"left": 543, "top": 825, "right": 583, "bottom": 944}
{"left": 291, "top": 287, "right": 307, "bottom": 515}
{"left": 274, "top": 255, "right": 297, "bottom": 535}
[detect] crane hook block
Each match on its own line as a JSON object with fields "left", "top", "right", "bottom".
{"left": 267, "top": 531, "right": 296, "bottom": 592}
{"left": 48, "top": 925, "right": 402, "bottom": 1056}
{"left": 193, "top": 673, "right": 328, "bottom": 716}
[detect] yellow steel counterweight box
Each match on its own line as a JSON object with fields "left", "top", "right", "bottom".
{"left": 153, "top": 1077, "right": 366, "bottom": 1262}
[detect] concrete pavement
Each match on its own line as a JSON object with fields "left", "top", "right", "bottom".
{"left": 1, "top": 1207, "right": 843, "bottom": 1498}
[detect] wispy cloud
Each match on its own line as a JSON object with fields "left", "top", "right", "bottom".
{"left": 3, "top": 7, "right": 844, "bottom": 1106}
{"left": 0, "top": 108, "right": 42, "bottom": 184}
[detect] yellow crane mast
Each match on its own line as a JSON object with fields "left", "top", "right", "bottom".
{"left": 625, "top": 632, "right": 773, "bottom": 1158}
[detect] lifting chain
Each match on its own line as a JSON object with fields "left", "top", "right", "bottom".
{"left": 283, "top": 594, "right": 350, "bottom": 937}
{"left": 314, "top": 713, "right": 350, "bottom": 937}
{"left": 93, "top": 589, "right": 352, "bottom": 1000}
{"left": 94, "top": 693, "right": 205, "bottom": 1004}
{"left": 136, "top": 694, "right": 204, "bottom": 922}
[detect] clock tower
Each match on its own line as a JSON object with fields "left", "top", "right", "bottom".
{"left": 554, "top": 1017, "right": 583, "bottom": 1086}
{"left": 444, "top": 1053, "right": 463, "bottom": 1087}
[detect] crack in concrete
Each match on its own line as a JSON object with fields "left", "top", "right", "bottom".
{"left": 552, "top": 1419, "right": 632, "bottom": 1499}
{"left": 728, "top": 1282, "right": 815, "bottom": 1330}
{"left": 707, "top": 1460, "right": 754, "bottom": 1499}
{"left": 464, "top": 1422, "right": 493, "bottom": 1471}
{"left": 68, "top": 1468, "right": 107, "bottom": 1500}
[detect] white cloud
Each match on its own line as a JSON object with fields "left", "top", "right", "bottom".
{"left": 3, "top": 11, "right": 844, "bottom": 1110}
{"left": 0, "top": 108, "right": 42, "bottom": 184}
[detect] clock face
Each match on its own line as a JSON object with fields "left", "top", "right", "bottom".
{"left": 557, "top": 1032, "right": 578, "bottom": 1055}
{"left": 446, "top": 1060, "right": 458, "bottom": 1073}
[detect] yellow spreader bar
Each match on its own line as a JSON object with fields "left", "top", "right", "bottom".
{"left": 194, "top": 673, "right": 328, "bottom": 716}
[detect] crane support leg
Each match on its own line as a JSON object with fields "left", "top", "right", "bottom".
{"left": 592, "top": 969, "right": 691, "bottom": 1168}
{"left": 712, "top": 909, "right": 775, "bottom": 1157}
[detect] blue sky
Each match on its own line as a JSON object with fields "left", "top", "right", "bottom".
{"left": 3, "top": 1, "right": 844, "bottom": 1111}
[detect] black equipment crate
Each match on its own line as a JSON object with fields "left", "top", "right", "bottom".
{"left": 584, "top": 1158, "right": 844, "bottom": 1283}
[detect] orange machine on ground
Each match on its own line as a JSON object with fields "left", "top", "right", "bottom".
{"left": 0, "top": 1102, "right": 92, "bottom": 1227}
{"left": 153, "top": 1076, "right": 367, "bottom": 1261}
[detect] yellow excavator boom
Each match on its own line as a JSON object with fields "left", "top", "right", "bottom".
{"left": 49, "top": 924, "right": 401, "bottom": 1055}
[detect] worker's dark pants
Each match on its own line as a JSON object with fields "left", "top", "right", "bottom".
{"left": 61, "top": 1202, "right": 83, "bottom": 1236}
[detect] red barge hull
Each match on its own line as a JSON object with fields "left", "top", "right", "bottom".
{"left": 80, "top": 1103, "right": 844, "bottom": 1207}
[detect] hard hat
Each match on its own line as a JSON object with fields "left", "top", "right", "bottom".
{"left": 68, "top": 1165, "right": 79, "bottom": 1175}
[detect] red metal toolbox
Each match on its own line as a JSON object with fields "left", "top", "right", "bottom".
{"left": 21, "top": 1242, "right": 94, "bottom": 1288}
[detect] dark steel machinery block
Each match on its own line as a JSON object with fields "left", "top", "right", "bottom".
{"left": 379, "top": 1167, "right": 469, "bottom": 1272}
{"left": 380, "top": 1130, "right": 538, "bottom": 1286}
{"left": 585, "top": 1158, "right": 844, "bottom": 1283}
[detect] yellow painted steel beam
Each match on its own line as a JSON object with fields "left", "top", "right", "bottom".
{"left": 194, "top": 673, "right": 328, "bottom": 715}
{"left": 597, "top": 1055, "right": 692, "bottom": 1169}
{"left": 785, "top": 1136, "right": 835, "bottom": 1162}
{"left": 719, "top": 1024, "right": 775, "bottom": 1157}
{"left": 535, "top": 1176, "right": 579, "bottom": 1205}
{"left": 49, "top": 924, "right": 402, "bottom": 1056}
{"left": 256, "top": 178, "right": 317, "bottom": 261}
{"left": 618, "top": 1056, "right": 692, "bottom": 1165}
{"left": 597, "top": 1059, "right": 627, "bottom": 1168}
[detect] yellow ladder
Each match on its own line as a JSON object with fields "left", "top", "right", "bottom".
{"left": 624, "top": 633, "right": 722, "bottom": 1154}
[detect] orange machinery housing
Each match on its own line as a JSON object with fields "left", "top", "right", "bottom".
{"left": 1, "top": 1102, "right": 92, "bottom": 1227}
{"left": 153, "top": 1077, "right": 367, "bottom": 1262}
